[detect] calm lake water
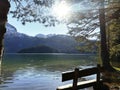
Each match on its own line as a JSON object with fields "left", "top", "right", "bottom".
{"left": 0, "top": 53, "right": 97, "bottom": 90}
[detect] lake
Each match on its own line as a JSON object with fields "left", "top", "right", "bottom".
{"left": 0, "top": 53, "right": 97, "bottom": 90}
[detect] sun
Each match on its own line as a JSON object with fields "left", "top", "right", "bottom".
{"left": 52, "top": 1, "right": 71, "bottom": 20}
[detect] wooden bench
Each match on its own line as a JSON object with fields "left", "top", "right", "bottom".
{"left": 57, "top": 64, "right": 103, "bottom": 90}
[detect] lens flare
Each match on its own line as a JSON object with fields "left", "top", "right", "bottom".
{"left": 52, "top": 1, "right": 71, "bottom": 20}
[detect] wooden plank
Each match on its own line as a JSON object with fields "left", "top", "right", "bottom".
{"left": 57, "top": 79, "right": 97, "bottom": 90}
{"left": 77, "top": 79, "right": 103, "bottom": 89}
{"left": 57, "top": 83, "right": 73, "bottom": 90}
{"left": 62, "top": 70, "right": 74, "bottom": 82}
{"left": 97, "top": 64, "right": 101, "bottom": 82}
{"left": 62, "top": 67, "right": 98, "bottom": 81}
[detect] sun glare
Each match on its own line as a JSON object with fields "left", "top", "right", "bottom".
{"left": 52, "top": 1, "right": 71, "bottom": 20}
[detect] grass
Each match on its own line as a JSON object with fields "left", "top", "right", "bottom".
{"left": 113, "top": 67, "right": 120, "bottom": 71}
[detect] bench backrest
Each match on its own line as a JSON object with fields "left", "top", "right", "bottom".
{"left": 62, "top": 67, "right": 99, "bottom": 81}
{"left": 62, "top": 64, "right": 102, "bottom": 89}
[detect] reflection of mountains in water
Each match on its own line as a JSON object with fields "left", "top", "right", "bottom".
{"left": 2, "top": 54, "right": 97, "bottom": 72}
{"left": 0, "top": 54, "right": 97, "bottom": 89}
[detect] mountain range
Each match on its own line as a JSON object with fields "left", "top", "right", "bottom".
{"left": 4, "top": 23, "right": 80, "bottom": 53}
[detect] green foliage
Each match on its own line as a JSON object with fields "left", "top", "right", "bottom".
{"left": 105, "top": 0, "right": 120, "bottom": 71}
{"left": 107, "top": 0, "right": 120, "bottom": 69}
{"left": 18, "top": 45, "right": 58, "bottom": 53}
{"left": 109, "top": 20, "right": 120, "bottom": 46}
{"left": 109, "top": 19, "right": 120, "bottom": 63}
{"left": 110, "top": 44, "right": 120, "bottom": 62}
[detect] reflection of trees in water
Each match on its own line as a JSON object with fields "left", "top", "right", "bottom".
{"left": 0, "top": 57, "right": 2, "bottom": 84}
{"left": 0, "top": 54, "right": 120, "bottom": 89}
{"left": 0, "top": 58, "right": 14, "bottom": 85}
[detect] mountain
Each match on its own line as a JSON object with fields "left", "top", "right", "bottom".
{"left": 45, "top": 35, "right": 78, "bottom": 53}
{"left": 35, "top": 34, "right": 56, "bottom": 38}
{"left": 6, "top": 23, "right": 17, "bottom": 33}
{"left": 4, "top": 23, "right": 80, "bottom": 53}
{"left": 35, "top": 34, "right": 47, "bottom": 38}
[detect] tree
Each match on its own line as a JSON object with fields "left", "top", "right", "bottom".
{"left": 99, "top": 0, "right": 120, "bottom": 70}
{"left": 108, "top": 17, "right": 120, "bottom": 68}
{"left": 0, "top": 0, "right": 10, "bottom": 63}
{"left": 99, "top": 0, "right": 113, "bottom": 71}
{"left": 106, "top": 1, "right": 120, "bottom": 64}
{"left": 67, "top": 0, "right": 120, "bottom": 71}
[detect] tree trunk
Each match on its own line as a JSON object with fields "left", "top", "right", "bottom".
{"left": 0, "top": 24, "right": 6, "bottom": 61}
{"left": 99, "top": 0, "right": 115, "bottom": 71}
{"left": 0, "top": 24, "right": 6, "bottom": 78}
{"left": 0, "top": 0, "right": 10, "bottom": 63}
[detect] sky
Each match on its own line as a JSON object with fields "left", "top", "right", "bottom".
{"left": 8, "top": 15, "right": 69, "bottom": 36}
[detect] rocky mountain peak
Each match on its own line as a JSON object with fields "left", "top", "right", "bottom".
{"left": 6, "top": 23, "right": 17, "bottom": 33}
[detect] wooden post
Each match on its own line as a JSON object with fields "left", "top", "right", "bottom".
{"left": 97, "top": 64, "right": 100, "bottom": 83}
{"left": 73, "top": 68, "right": 79, "bottom": 90}
{"left": 93, "top": 64, "right": 101, "bottom": 90}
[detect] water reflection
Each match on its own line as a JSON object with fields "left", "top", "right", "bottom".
{"left": 1, "top": 54, "right": 119, "bottom": 90}
{"left": 0, "top": 53, "right": 97, "bottom": 90}
{"left": 0, "top": 56, "right": 1, "bottom": 72}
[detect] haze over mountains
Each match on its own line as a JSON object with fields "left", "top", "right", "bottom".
{"left": 4, "top": 23, "right": 80, "bottom": 53}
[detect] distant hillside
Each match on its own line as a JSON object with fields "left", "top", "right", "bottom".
{"left": 18, "top": 45, "right": 58, "bottom": 53}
